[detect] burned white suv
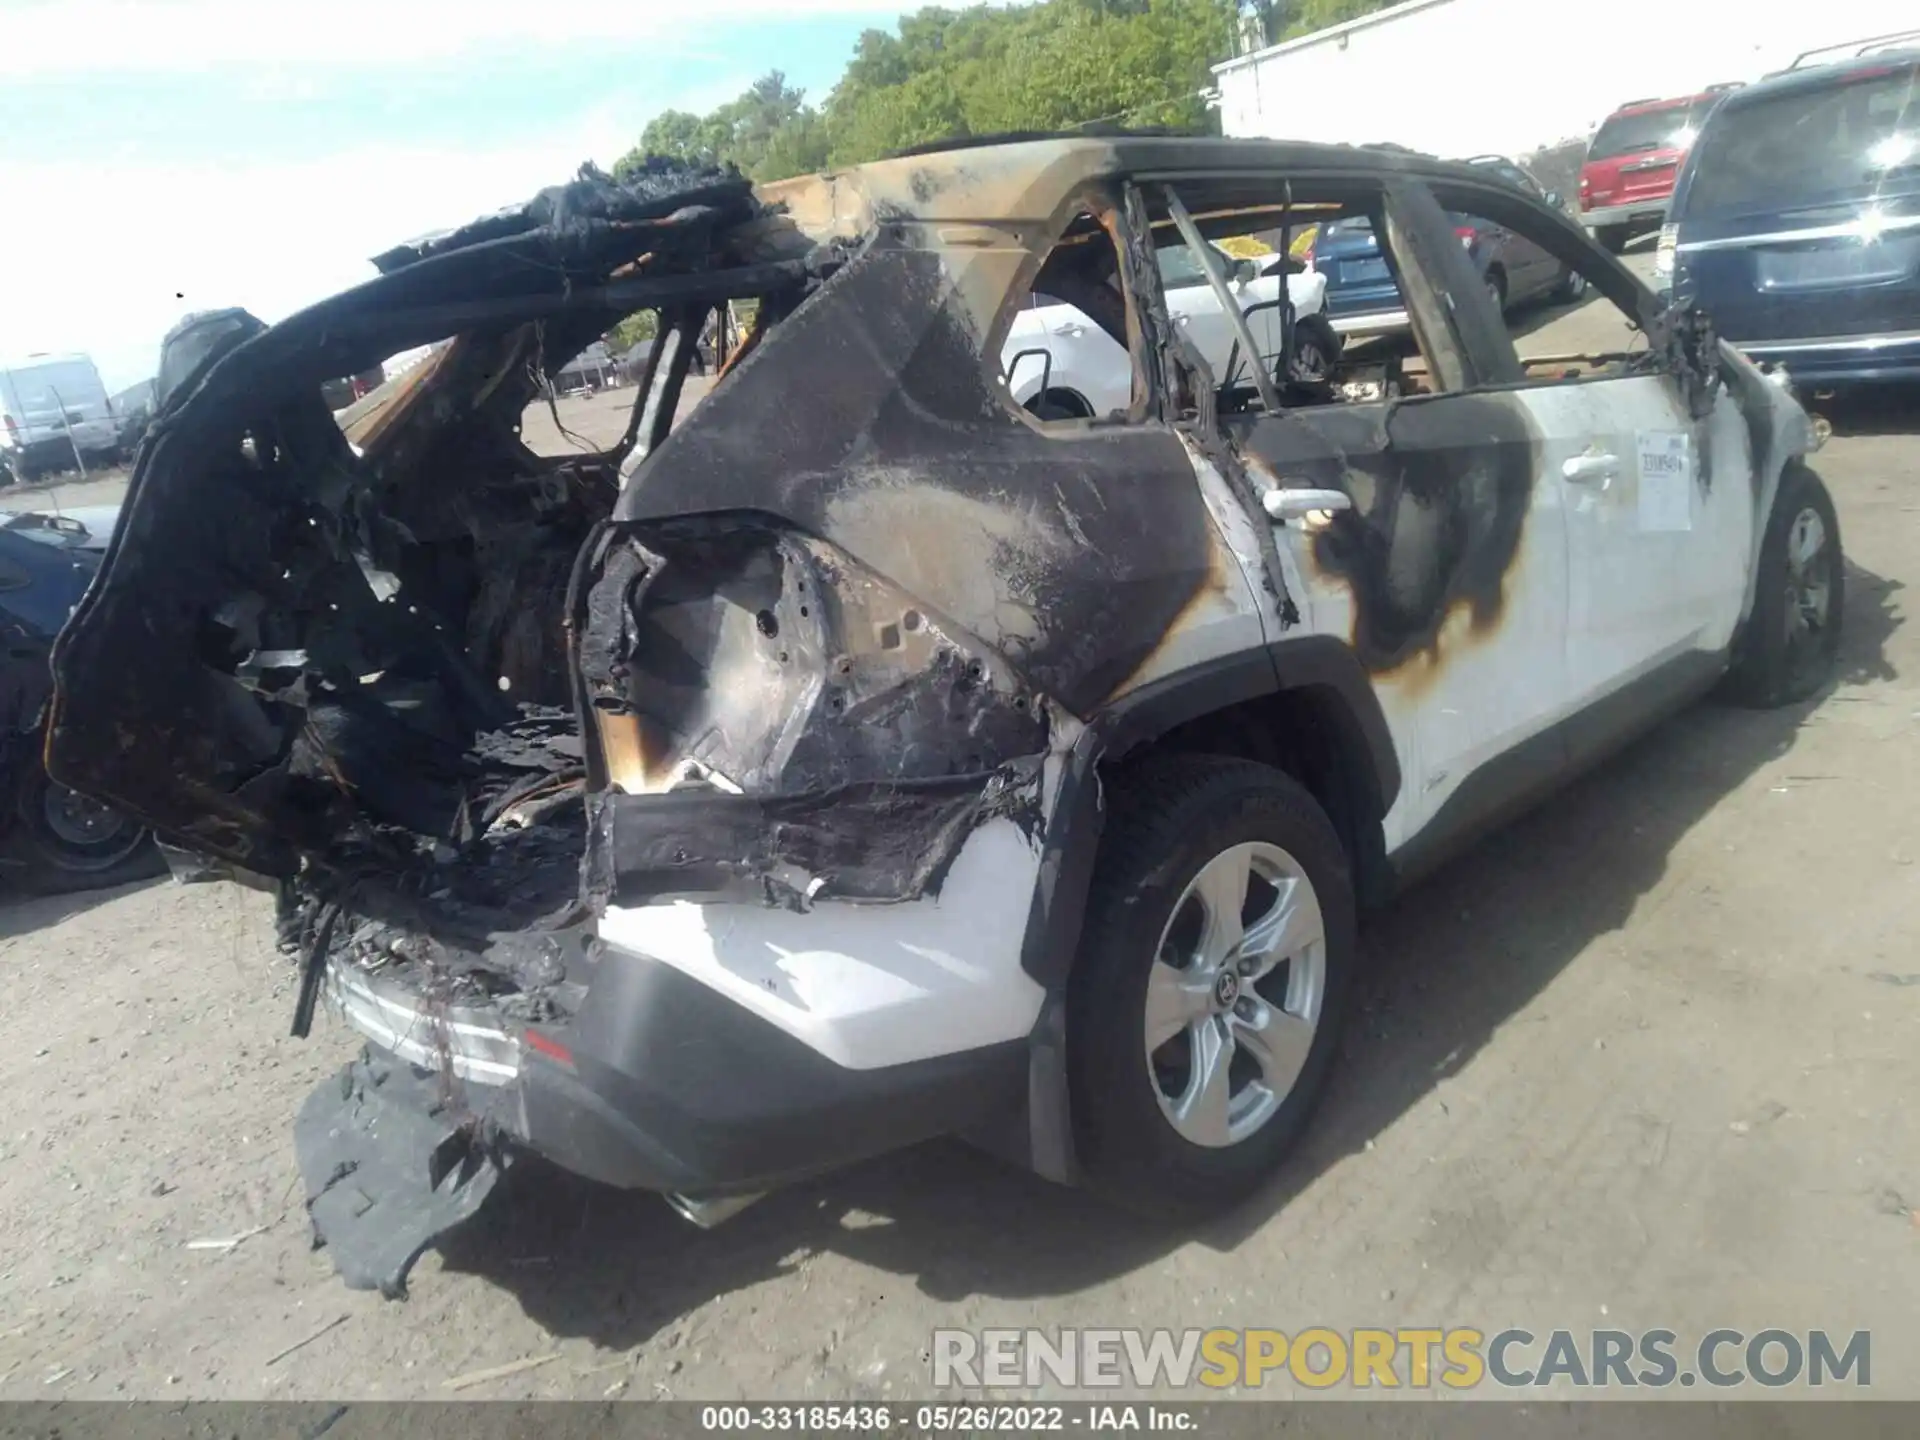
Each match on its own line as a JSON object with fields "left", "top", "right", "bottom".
{"left": 47, "top": 137, "right": 1839, "bottom": 1297}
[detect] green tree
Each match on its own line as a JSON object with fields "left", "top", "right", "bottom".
{"left": 612, "top": 0, "right": 1395, "bottom": 187}
{"left": 607, "top": 310, "right": 658, "bottom": 356}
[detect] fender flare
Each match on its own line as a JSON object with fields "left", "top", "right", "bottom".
{"left": 1011, "top": 636, "right": 1399, "bottom": 1184}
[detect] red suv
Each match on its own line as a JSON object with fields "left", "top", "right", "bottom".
{"left": 1578, "top": 86, "right": 1739, "bottom": 251}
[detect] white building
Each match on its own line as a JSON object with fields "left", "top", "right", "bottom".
{"left": 1213, "top": 0, "right": 1919, "bottom": 160}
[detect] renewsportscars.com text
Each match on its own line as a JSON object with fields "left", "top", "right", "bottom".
{"left": 931, "top": 1327, "right": 1871, "bottom": 1390}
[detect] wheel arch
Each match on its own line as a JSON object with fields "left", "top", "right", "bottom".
{"left": 1024, "top": 635, "right": 1398, "bottom": 982}
{"left": 1023, "top": 386, "right": 1095, "bottom": 419}
{"left": 1006, "top": 637, "right": 1397, "bottom": 1184}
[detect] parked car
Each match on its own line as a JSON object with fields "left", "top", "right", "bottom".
{"left": 1660, "top": 45, "right": 1920, "bottom": 386}
{"left": 1315, "top": 155, "right": 1587, "bottom": 335}
{"left": 1003, "top": 239, "right": 1337, "bottom": 418}
{"left": 44, "top": 142, "right": 1838, "bottom": 1296}
{"left": 1578, "top": 88, "right": 1738, "bottom": 252}
{"left": 0, "top": 506, "right": 164, "bottom": 893}
{"left": 0, "top": 354, "right": 120, "bottom": 484}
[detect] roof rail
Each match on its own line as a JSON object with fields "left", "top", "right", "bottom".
{"left": 1703, "top": 81, "right": 1744, "bottom": 92}
{"left": 1789, "top": 28, "right": 1920, "bottom": 69}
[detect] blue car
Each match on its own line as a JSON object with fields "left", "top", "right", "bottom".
{"left": 1312, "top": 155, "right": 1587, "bottom": 335}
{"left": 1661, "top": 41, "right": 1920, "bottom": 385}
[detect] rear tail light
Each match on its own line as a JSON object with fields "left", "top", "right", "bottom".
{"left": 1455, "top": 226, "right": 1477, "bottom": 249}
{"left": 524, "top": 1028, "right": 574, "bottom": 1068}
{"left": 1655, "top": 225, "right": 1678, "bottom": 281}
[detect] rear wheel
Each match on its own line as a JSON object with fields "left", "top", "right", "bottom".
{"left": 1067, "top": 756, "right": 1356, "bottom": 1220}
{"left": 1720, "top": 464, "right": 1844, "bottom": 708}
{"left": 1556, "top": 266, "right": 1589, "bottom": 302}
{"left": 3, "top": 763, "right": 165, "bottom": 896}
{"left": 1286, "top": 315, "right": 1341, "bottom": 385}
{"left": 1027, "top": 390, "right": 1092, "bottom": 423}
{"left": 1596, "top": 224, "right": 1630, "bottom": 254}
{"left": 1485, "top": 268, "right": 1508, "bottom": 314}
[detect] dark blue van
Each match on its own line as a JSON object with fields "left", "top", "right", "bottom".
{"left": 1662, "top": 48, "right": 1920, "bottom": 385}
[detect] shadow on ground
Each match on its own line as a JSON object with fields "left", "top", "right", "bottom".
{"left": 0, "top": 874, "right": 166, "bottom": 941}
{"left": 436, "top": 560, "right": 1901, "bottom": 1350}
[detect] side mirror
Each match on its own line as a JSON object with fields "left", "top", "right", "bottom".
{"left": 1545, "top": 190, "right": 1563, "bottom": 209}
{"left": 1232, "top": 257, "right": 1260, "bottom": 286}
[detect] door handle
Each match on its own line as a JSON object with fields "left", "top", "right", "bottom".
{"left": 1055, "top": 322, "right": 1086, "bottom": 337}
{"left": 1262, "top": 487, "right": 1354, "bottom": 523}
{"left": 1562, "top": 453, "right": 1620, "bottom": 485}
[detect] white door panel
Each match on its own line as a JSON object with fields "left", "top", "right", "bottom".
{"left": 1516, "top": 378, "right": 1754, "bottom": 705}
{"left": 1230, "top": 394, "right": 1570, "bottom": 857}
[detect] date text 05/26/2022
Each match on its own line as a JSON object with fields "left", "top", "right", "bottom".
{"left": 699, "top": 1405, "right": 1196, "bottom": 1432}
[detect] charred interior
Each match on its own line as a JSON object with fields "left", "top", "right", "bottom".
{"left": 44, "top": 161, "right": 852, "bottom": 1010}
{"left": 46, "top": 155, "right": 1155, "bottom": 1021}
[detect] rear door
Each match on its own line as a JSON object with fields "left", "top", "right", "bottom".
{"left": 1426, "top": 175, "right": 1757, "bottom": 736}
{"left": 1675, "top": 61, "right": 1920, "bottom": 345}
{"left": 1148, "top": 174, "right": 1572, "bottom": 862}
{"left": 1155, "top": 243, "right": 1245, "bottom": 379}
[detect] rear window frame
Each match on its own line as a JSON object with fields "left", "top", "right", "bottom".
{"left": 1589, "top": 99, "right": 1713, "bottom": 161}
{"left": 1675, "top": 62, "right": 1920, "bottom": 222}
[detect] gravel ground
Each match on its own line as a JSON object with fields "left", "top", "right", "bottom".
{"left": 2, "top": 280, "right": 1916, "bottom": 1402}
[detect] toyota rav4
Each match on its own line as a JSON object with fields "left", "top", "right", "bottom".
{"left": 45, "top": 137, "right": 1841, "bottom": 1297}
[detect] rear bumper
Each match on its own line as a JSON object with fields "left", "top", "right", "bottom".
{"left": 1729, "top": 328, "right": 1920, "bottom": 385}
{"left": 323, "top": 945, "right": 1029, "bottom": 1200}
{"left": 1580, "top": 199, "right": 1669, "bottom": 230}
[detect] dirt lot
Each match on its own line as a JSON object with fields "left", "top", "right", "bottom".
{"left": 3, "top": 283, "right": 1917, "bottom": 1401}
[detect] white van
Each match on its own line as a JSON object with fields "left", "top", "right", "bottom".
{"left": 0, "top": 353, "right": 120, "bottom": 483}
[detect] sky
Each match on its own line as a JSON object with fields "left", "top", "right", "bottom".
{"left": 0, "top": 0, "right": 943, "bottom": 392}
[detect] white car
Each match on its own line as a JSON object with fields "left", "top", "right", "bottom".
{"left": 47, "top": 142, "right": 1845, "bottom": 1292}
{"left": 1004, "top": 241, "right": 1338, "bottom": 419}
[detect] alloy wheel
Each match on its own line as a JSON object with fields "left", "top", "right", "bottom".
{"left": 1144, "top": 841, "right": 1327, "bottom": 1149}
{"left": 1782, "top": 506, "right": 1834, "bottom": 681}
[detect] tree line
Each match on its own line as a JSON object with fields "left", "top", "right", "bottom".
{"left": 616, "top": 0, "right": 1399, "bottom": 187}
{"left": 604, "top": 0, "right": 1397, "bottom": 352}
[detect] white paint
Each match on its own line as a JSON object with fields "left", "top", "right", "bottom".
{"left": 596, "top": 816, "right": 1049, "bottom": 1071}
{"left": 1214, "top": 0, "right": 1919, "bottom": 161}
{"left": 1530, "top": 372, "right": 1756, "bottom": 702}
{"left": 1270, "top": 390, "right": 1574, "bottom": 855}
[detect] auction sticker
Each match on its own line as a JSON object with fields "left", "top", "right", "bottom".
{"left": 1636, "top": 431, "right": 1693, "bottom": 532}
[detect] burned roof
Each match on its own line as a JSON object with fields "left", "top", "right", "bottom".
{"left": 368, "top": 159, "right": 756, "bottom": 274}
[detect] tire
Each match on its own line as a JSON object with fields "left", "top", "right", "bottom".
{"left": 1027, "top": 391, "right": 1091, "bottom": 423}
{"left": 1067, "top": 755, "right": 1357, "bottom": 1221}
{"left": 1555, "top": 266, "right": 1589, "bottom": 303}
{"left": 2, "top": 762, "right": 166, "bottom": 896}
{"left": 1719, "top": 463, "right": 1844, "bottom": 708}
{"left": 1596, "top": 225, "right": 1630, "bottom": 254}
{"left": 1286, "top": 315, "right": 1341, "bottom": 385}
{"left": 1484, "top": 268, "right": 1508, "bottom": 314}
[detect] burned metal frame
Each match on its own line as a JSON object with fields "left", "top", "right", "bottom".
{"left": 1160, "top": 184, "right": 1284, "bottom": 416}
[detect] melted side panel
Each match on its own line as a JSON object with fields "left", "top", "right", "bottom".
{"left": 612, "top": 243, "right": 1218, "bottom": 719}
